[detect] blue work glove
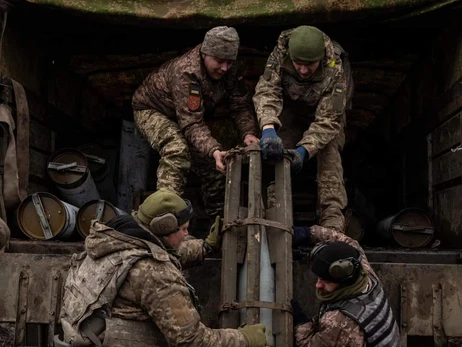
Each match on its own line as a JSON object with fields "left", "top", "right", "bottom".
{"left": 287, "top": 146, "right": 308, "bottom": 173}
{"left": 260, "top": 128, "right": 284, "bottom": 161}
{"left": 293, "top": 226, "right": 312, "bottom": 248}
{"left": 291, "top": 298, "right": 311, "bottom": 326}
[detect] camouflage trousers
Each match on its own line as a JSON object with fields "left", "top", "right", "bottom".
{"left": 274, "top": 108, "right": 348, "bottom": 231}
{"left": 134, "top": 109, "right": 225, "bottom": 217}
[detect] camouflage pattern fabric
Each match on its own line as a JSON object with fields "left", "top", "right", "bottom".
{"left": 190, "top": 148, "right": 226, "bottom": 217}
{"left": 294, "top": 226, "right": 384, "bottom": 347}
{"left": 133, "top": 109, "right": 225, "bottom": 216}
{"left": 134, "top": 109, "right": 190, "bottom": 195}
{"left": 254, "top": 29, "right": 353, "bottom": 232}
{"left": 62, "top": 221, "right": 248, "bottom": 347}
{"left": 200, "top": 26, "right": 240, "bottom": 60}
{"left": 132, "top": 44, "right": 257, "bottom": 158}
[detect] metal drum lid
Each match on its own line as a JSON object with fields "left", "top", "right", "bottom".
{"left": 17, "top": 192, "right": 67, "bottom": 240}
{"left": 47, "top": 148, "right": 88, "bottom": 187}
{"left": 77, "top": 143, "right": 107, "bottom": 178}
{"left": 77, "top": 200, "right": 118, "bottom": 238}
{"left": 392, "top": 208, "right": 434, "bottom": 248}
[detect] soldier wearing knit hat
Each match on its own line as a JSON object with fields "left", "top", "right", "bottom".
{"left": 254, "top": 25, "right": 355, "bottom": 233}
{"left": 291, "top": 225, "right": 400, "bottom": 347}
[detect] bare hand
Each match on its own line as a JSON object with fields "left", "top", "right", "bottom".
{"left": 244, "top": 134, "right": 260, "bottom": 146}
{"left": 213, "top": 150, "right": 227, "bottom": 175}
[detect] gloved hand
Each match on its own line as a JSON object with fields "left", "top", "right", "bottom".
{"left": 238, "top": 323, "right": 267, "bottom": 347}
{"left": 205, "top": 215, "right": 222, "bottom": 251}
{"left": 287, "top": 146, "right": 308, "bottom": 173}
{"left": 291, "top": 298, "right": 310, "bottom": 326}
{"left": 292, "top": 226, "right": 312, "bottom": 248}
{"left": 260, "top": 128, "right": 284, "bottom": 161}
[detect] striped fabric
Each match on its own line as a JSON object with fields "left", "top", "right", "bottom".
{"left": 320, "top": 277, "right": 400, "bottom": 347}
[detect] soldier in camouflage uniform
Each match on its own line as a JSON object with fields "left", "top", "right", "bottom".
{"left": 291, "top": 225, "right": 400, "bottom": 347}
{"left": 132, "top": 26, "right": 259, "bottom": 219}
{"left": 56, "top": 189, "right": 266, "bottom": 347}
{"left": 253, "top": 26, "right": 354, "bottom": 232}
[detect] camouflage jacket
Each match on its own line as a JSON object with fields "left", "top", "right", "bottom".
{"left": 253, "top": 29, "right": 353, "bottom": 158}
{"left": 294, "top": 226, "right": 379, "bottom": 347}
{"left": 63, "top": 221, "right": 247, "bottom": 347}
{"left": 132, "top": 45, "right": 257, "bottom": 157}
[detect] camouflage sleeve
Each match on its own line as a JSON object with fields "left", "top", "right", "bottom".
{"left": 172, "top": 72, "right": 222, "bottom": 157}
{"left": 131, "top": 259, "right": 248, "bottom": 347}
{"left": 297, "top": 64, "right": 347, "bottom": 159}
{"left": 310, "top": 226, "right": 377, "bottom": 280}
{"left": 228, "top": 71, "right": 258, "bottom": 139}
{"left": 252, "top": 47, "right": 284, "bottom": 130}
{"left": 295, "top": 311, "right": 365, "bottom": 347}
{"left": 177, "top": 239, "right": 208, "bottom": 270}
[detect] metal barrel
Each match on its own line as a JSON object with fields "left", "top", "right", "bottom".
{"left": 76, "top": 199, "right": 127, "bottom": 238}
{"left": 344, "top": 209, "right": 365, "bottom": 242}
{"left": 47, "top": 147, "right": 100, "bottom": 207}
{"left": 77, "top": 143, "right": 109, "bottom": 183}
{"left": 376, "top": 208, "right": 434, "bottom": 248}
{"left": 77, "top": 143, "right": 117, "bottom": 203}
{"left": 16, "top": 192, "right": 78, "bottom": 241}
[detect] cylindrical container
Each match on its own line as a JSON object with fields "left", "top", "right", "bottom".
{"left": 76, "top": 199, "right": 127, "bottom": 238}
{"left": 344, "top": 209, "right": 365, "bottom": 242}
{"left": 77, "top": 143, "right": 110, "bottom": 183}
{"left": 47, "top": 148, "right": 100, "bottom": 207}
{"left": 77, "top": 143, "right": 117, "bottom": 204}
{"left": 376, "top": 208, "right": 434, "bottom": 248}
{"left": 17, "top": 192, "right": 78, "bottom": 240}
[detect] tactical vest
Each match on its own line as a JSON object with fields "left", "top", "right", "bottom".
{"left": 319, "top": 277, "right": 400, "bottom": 347}
{"left": 60, "top": 247, "right": 157, "bottom": 347}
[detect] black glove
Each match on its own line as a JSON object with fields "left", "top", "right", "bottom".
{"left": 291, "top": 298, "right": 310, "bottom": 326}
{"left": 260, "top": 128, "right": 285, "bottom": 161}
{"left": 292, "top": 226, "right": 312, "bottom": 248}
{"left": 287, "top": 146, "right": 308, "bottom": 174}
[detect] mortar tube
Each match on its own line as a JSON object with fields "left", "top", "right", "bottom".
{"left": 238, "top": 226, "right": 275, "bottom": 346}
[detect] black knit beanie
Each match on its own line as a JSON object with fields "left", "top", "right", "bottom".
{"left": 311, "top": 241, "right": 361, "bottom": 284}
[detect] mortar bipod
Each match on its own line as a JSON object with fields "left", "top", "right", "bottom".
{"left": 219, "top": 143, "right": 293, "bottom": 347}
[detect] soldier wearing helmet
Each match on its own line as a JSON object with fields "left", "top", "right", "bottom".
{"left": 253, "top": 26, "right": 354, "bottom": 232}
{"left": 57, "top": 189, "right": 266, "bottom": 347}
{"left": 291, "top": 225, "right": 400, "bottom": 347}
{"left": 132, "top": 26, "right": 259, "bottom": 222}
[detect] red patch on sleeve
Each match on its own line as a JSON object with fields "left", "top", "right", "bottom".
{"left": 187, "top": 95, "right": 201, "bottom": 111}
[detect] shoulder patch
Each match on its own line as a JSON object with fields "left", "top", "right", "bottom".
{"left": 329, "top": 59, "right": 336, "bottom": 68}
{"left": 187, "top": 84, "right": 201, "bottom": 111}
{"left": 334, "top": 84, "right": 344, "bottom": 94}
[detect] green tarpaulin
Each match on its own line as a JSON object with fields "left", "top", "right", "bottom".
{"left": 23, "top": 0, "right": 462, "bottom": 27}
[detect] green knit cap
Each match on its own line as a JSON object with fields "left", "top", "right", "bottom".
{"left": 288, "top": 26, "right": 325, "bottom": 63}
{"left": 134, "top": 189, "right": 192, "bottom": 229}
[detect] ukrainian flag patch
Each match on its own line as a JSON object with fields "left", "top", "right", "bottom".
{"left": 190, "top": 85, "right": 200, "bottom": 95}
{"left": 335, "top": 85, "right": 343, "bottom": 94}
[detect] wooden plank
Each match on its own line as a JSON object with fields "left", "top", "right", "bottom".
{"left": 219, "top": 154, "right": 242, "bottom": 328}
{"left": 432, "top": 150, "right": 462, "bottom": 186}
{"left": 431, "top": 111, "right": 461, "bottom": 156}
{"left": 29, "top": 149, "right": 48, "bottom": 180}
{"left": 245, "top": 150, "right": 261, "bottom": 324}
{"left": 30, "top": 120, "right": 51, "bottom": 152}
{"left": 434, "top": 185, "right": 462, "bottom": 248}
